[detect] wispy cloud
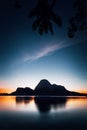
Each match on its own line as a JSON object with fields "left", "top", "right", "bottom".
{"left": 22, "top": 40, "right": 77, "bottom": 62}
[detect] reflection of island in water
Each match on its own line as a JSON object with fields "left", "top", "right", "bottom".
{"left": 34, "top": 96, "right": 67, "bottom": 113}
{"left": 0, "top": 96, "right": 87, "bottom": 130}
{"left": 15, "top": 96, "right": 33, "bottom": 104}
{"left": 15, "top": 96, "right": 67, "bottom": 113}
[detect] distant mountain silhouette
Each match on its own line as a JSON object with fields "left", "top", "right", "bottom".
{"left": 34, "top": 79, "right": 67, "bottom": 95}
{"left": 0, "top": 93, "right": 9, "bottom": 96}
{"left": 11, "top": 87, "right": 34, "bottom": 95}
{"left": 8, "top": 79, "right": 87, "bottom": 96}
{"left": 34, "top": 79, "right": 52, "bottom": 95}
{"left": 34, "top": 79, "right": 84, "bottom": 96}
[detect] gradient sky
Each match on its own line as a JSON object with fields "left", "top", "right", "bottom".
{"left": 0, "top": 0, "right": 87, "bottom": 93}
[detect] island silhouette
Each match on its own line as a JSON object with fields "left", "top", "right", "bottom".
{"left": 8, "top": 79, "right": 87, "bottom": 96}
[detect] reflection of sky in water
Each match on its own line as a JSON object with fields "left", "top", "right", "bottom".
{"left": 0, "top": 96, "right": 87, "bottom": 130}
{"left": 0, "top": 96, "right": 37, "bottom": 113}
{"left": 0, "top": 96, "right": 87, "bottom": 113}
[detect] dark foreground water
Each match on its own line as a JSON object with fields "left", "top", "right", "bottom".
{"left": 0, "top": 96, "right": 87, "bottom": 130}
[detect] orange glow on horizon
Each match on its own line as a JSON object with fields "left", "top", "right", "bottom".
{"left": 0, "top": 96, "right": 36, "bottom": 112}
{"left": 0, "top": 88, "right": 15, "bottom": 94}
{"left": 78, "top": 90, "right": 87, "bottom": 94}
{"left": 0, "top": 81, "right": 15, "bottom": 94}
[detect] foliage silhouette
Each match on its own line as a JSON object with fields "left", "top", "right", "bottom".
{"left": 13, "top": 0, "right": 87, "bottom": 37}
{"left": 68, "top": 0, "right": 87, "bottom": 38}
{"left": 29, "top": 0, "right": 62, "bottom": 35}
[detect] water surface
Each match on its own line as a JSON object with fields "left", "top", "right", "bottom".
{"left": 0, "top": 96, "right": 87, "bottom": 130}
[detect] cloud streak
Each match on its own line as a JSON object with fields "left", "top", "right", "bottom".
{"left": 22, "top": 40, "right": 78, "bottom": 62}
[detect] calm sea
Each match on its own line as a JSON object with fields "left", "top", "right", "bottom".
{"left": 0, "top": 96, "right": 87, "bottom": 130}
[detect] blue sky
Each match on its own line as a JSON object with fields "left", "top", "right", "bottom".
{"left": 0, "top": 0, "right": 87, "bottom": 93}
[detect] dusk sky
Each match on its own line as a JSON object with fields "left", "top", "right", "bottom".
{"left": 0, "top": 0, "right": 87, "bottom": 93}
